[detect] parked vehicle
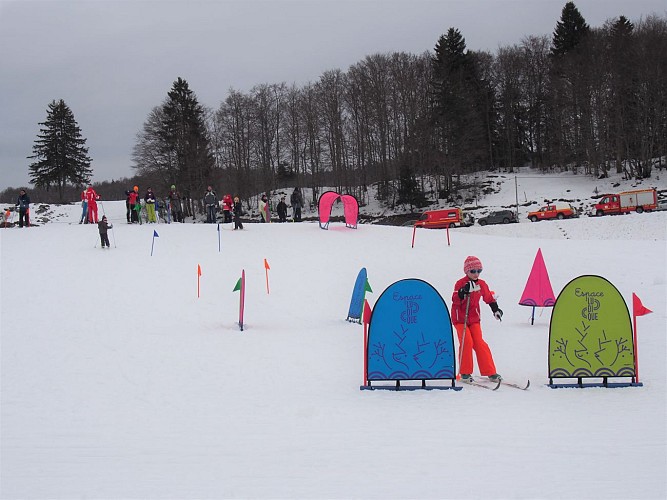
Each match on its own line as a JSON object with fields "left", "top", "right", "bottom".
{"left": 527, "top": 202, "right": 576, "bottom": 222}
{"left": 414, "top": 208, "right": 464, "bottom": 228}
{"left": 477, "top": 209, "right": 517, "bottom": 226}
{"left": 593, "top": 188, "right": 657, "bottom": 216}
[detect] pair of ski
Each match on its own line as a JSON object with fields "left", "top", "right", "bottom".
{"left": 462, "top": 377, "right": 530, "bottom": 391}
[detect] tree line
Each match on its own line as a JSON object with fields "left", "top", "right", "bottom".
{"left": 11, "top": 3, "right": 666, "bottom": 208}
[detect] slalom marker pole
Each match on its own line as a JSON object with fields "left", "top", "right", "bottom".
{"left": 411, "top": 224, "right": 417, "bottom": 248}
{"left": 633, "top": 313, "right": 640, "bottom": 383}
{"left": 362, "top": 300, "right": 372, "bottom": 387}
{"left": 264, "top": 259, "right": 270, "bottom": 294}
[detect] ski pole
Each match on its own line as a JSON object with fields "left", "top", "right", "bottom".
{"left": 457, "top": 293, "right": 472, "bottom": 380}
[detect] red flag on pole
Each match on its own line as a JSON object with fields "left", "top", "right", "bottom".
{"left": 197, "top": 264, "right": 202, "bottom": 298}
{"left": 264, "top": 258, "right": 270, "bottom": 294}
{"left": 632, "top": 293, "right": 651, "bottom": 384}
{"left": 632, "top": 293, "right": 652, "bottom": 316}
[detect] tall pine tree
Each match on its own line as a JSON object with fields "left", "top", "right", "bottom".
{"left": 28, "top": 99, "right": 92, "bottom": 202}
{"left": 551, "top": 2, "right": 590, "bottom": 56}
{"left": 160, "top": 77, "right": 214, "bottom": 196}
{"left": 432, "top": 28, "right": 494, "bottom": 177}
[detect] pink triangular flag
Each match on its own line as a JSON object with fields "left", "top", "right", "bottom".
{"left": 519, "top": 248, "right": 556, "bottom": 307}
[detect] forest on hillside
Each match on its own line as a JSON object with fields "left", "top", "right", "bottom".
{"left": 6, "top": 3, "right": 666, "bottom": 209}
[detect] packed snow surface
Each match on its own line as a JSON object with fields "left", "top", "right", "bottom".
{"left": 1, "top": 173, "right": 665, "bottom": 499}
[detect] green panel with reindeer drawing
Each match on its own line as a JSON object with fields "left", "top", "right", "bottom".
{"left": 549, "top": 275, "right": 635, "bottom": 379}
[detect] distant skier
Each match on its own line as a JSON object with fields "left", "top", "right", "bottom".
{"left": 290, "top": 187, "right": 303, "bottom": 222}
{"left": 145, "top": 187, "right": 157, "bottom": 223}
{"left": 204, "top": 186, "right": 218, "bottom": 223}
{"left": 233, "top": 196, "right": 244, "bottom": 230}
{"left": 220, "top": 194, "right": 232, "bottom": 223}
{"left": 128, "top": 186, "right": 140, "bottom": 223}
{"left": 16, "top": 188, "right": 30, "bottom": 228}
{"left": 79, "top": 187, "right": 88, "bottom": 224}
{"left": 86, "top": 185, "right": 100, "bottom": 224}
{"left": 259, "top": 194, "right": 270, "bottom": 223}
{"left": 97, "top": 215, "right": 113, "bottom": 248}
{"left": 125, "top": 189, "right": 132, "bottom": 223}
{"left": 277, "top": 196, "right": 288, "bottom": 222}
{"left": 168, "top": 185, "right": 183, "bottom": 223}
{"left": 451, "top": 256, "right": 503, "bottom": 383}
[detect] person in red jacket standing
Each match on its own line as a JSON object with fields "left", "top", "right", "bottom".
{"left": 128, "top": 186, "right": 139, "bottom": 223}
{"left": 451, "top": 255, "right": 503, "bottom": 383}
{"left": 86, "top": 185, "right": 100, "bottom": 223}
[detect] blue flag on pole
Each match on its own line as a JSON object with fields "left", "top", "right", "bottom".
{"left": 151, "top": 230, "right": 159, "bottom": 256}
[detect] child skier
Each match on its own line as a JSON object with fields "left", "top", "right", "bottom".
{"left": 98, "top": 216, "right": 113, "bottom": 249}
{"left": 233, "top": 196, "right": 244, "bottom": 230}
{"left": 451, "top": 255, "right": 503, "bottom": 382}
{"left": 222, "top": 194, "right": 233, "bottom": 223}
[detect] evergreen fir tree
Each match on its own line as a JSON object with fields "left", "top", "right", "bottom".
{"left": 551, "top": 2, "right": 590, "bottom": 56}
{"left": 160, "top": 77, "right": 214, "bottom": 195}
{"left": 432, "top": 28, "right": 494, "bottom": 174}
{"left": 28, "top": 99, "right": 92, "bottom": 202}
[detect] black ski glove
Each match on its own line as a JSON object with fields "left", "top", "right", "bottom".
{"left": 490, "top": 301, "right": 503, "bottom": 321}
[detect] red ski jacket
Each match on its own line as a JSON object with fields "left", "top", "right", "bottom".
{"left": 451, "top": 276, "right": 495, "bottom": 325}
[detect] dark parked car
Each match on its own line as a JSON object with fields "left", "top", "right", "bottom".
{"left": 477, "top": 210, "right": 517, "bottom": 226}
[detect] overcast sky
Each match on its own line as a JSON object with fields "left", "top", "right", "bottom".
{"left": 1, "top": 0, "right": 665, "bottom": 192}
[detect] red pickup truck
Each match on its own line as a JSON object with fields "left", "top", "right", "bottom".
{"left": 527, "top": 203, "right": 576, "bottom": 222}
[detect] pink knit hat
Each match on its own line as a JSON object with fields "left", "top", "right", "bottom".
{"left": 464, "top": 255, "right": 483, "bottom": 273}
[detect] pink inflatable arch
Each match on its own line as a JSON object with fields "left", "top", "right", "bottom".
{"left": 318, "top": 191, "right": 359, "bottom": 229}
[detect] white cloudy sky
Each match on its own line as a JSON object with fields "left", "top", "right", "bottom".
{"left": 1, "top": 0, "right": 664, "bottom": 192}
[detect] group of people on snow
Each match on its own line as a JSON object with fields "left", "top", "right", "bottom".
{"left": 10, "top": 184, "right": 306, "bottom": 228}
{"left": 118, "top": 184, "right": 305, "bottom": 226}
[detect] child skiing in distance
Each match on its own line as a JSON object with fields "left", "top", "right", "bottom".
{"left": 98, "top": 216, "right": 113, "bottom": 249}
{"left": 451, "top": 255, "right": 503, "bottom": 382}
{"left": 233, "top": 196, "right": 244, "bottom": 230}
{"left": 277, "top": 196, "right": 288, "bottom": 222}
{"left": 222, "top": 194, "right": 233, "bottom": 223}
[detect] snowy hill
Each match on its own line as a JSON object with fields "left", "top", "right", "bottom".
{"left": 1, "top": 171, "right": 665, "bottom": 499}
